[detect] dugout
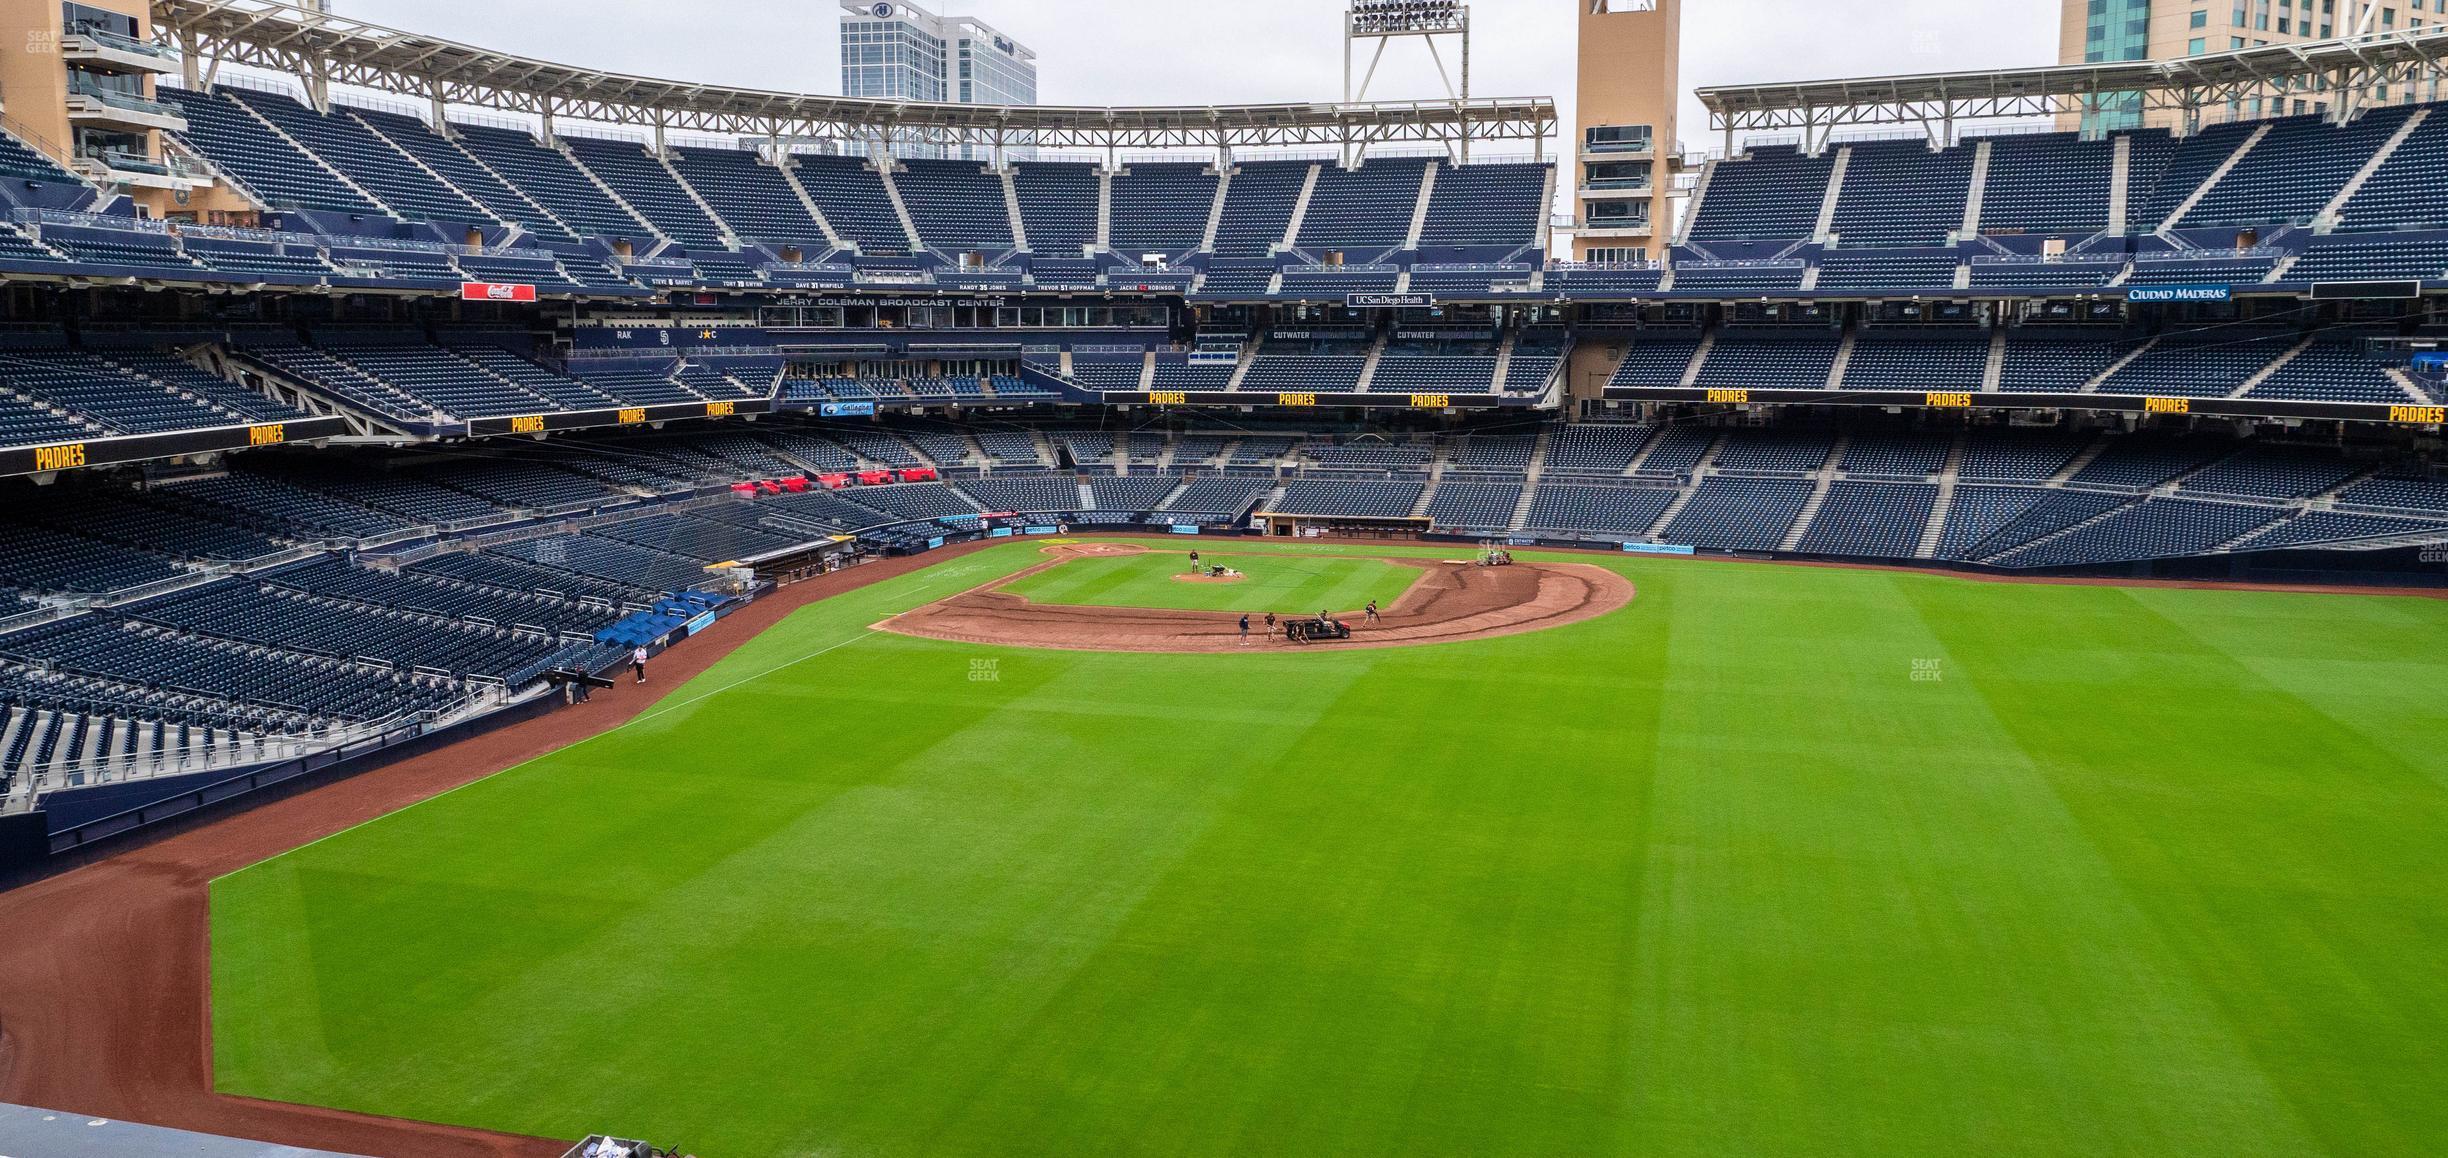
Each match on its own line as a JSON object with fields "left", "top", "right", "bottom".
{"left": 1253, "top": 512, "right": 1432, "bottom": 540}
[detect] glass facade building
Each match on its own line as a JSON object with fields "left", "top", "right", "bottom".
{"left": 839, "top": 1, "right": 1038, "bottom": 160}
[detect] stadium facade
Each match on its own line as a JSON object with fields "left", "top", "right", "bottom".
{"left": 0, "top": 0, "right": 2443, "bottom": 871}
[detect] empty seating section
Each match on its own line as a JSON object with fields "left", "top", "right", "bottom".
{"left": 0, "top": 523, "right": 186, "bottom": 593}
{"left": 1504, "top": 337, "right": 1567, "bottom": 394}
{"left": 1713, "top": 430, "right": 1835, "bottom": 475}
{"left": 1297, "top": 159, "right": 1426, "bottom": 254}
{"left": 160, "top": 86, "right": 381, "bottom": 215}
{"left": 2247, "top": 338, "right": 2411, "bottom": 403}
{"left": 1953, "top": 489, "right": 2132, "bottom": 559}
{"left": 232, "top": 90, "right": 491, "bottom": 225}
{"left": 352, "top": 109, "right": 572, "bottom": 241}
{"left": 1278, "top": 265, "right": 1400, "bottom": 296}
{"left": 1959, "top": 432, "right": 2088, "bottom": 481}
{"left": 2182, "top": 109, "right": 2409, "bottom": 229}
{"left": 1843, "top": 329, "right": 1987, "bottom": 391}
{"left": 1662, "top": 478, "right": 1814, "bottom": 550}
{"left": 670, "top": 147, "right": 827, "bottom": 249}
{"left": 1450, "top": 435, "right": 1537, "bottom": 471}
{"left": 896, "top": 159, "right": 1014, "bottom": 254}
{"left": 1814, "top": 251, "right": 1961, "bottom": 292}
{"left": 0, "top": 349, "right": 294, "bottom": 436}
{"left": 2098, "top": 331, "right": 2295, "bottom": 397}
{"left": 2134, "top": 119, "right": 2266, "bottom": 227}
{"left": 1108, "top": 163, "right": 1217, "bottom": 258}
{"left": 1196, "top": 259, "right": 1280, "bottom": 297}
{"left": 1831, "top": 141, "right": 1971, "bottom": 246}
{"left": 2339, "top": 111, "right": 2448, "bottom": 231}
{"left": 1977, "top": 132, "right": 2116, "bottom": 236}
{"left": 1273, "top": 479, "right": 1423, "bottom": 518}
{"left": 565, "top": 137, "right": 727, "bottom": 247}
{"left": 181, "top": 236, "right": 331, "bottom": 278}
{"left": 1243, "top": 343, "right": 1368, "bottom": 393}
{"left": 2248, "top": 511, "right": 2447, "bottom": 548}
{"left": 1637, "top": 426, "right": 1719, "bottom": 477}
{"left": 37, "top": 223, "right": 198, "bottom": 271}
{"left": 1526, "top": 484, "right": 1676, "bottom": 535}
{"left": 1425, "top": 481, "right": 1522, "bottom": 530}
{"left": 2181, "top": 449, "right": 2360, "bottom": 498}
{"left": 159, "top": 472, "right": 409, "bottom": 540}
{"left": 1798, "top": 482, "right": 1937, "bottom": 557}
{"left": 1696, "top": 329, "right": 1841, "bottom": 390}
{"left": 1418, "top": 163, "right": 1547, "bottom": 249}
{"left": 1164, "top": 477, "right": 1268, "bottom": 515}
{"left": 1089, "top": 475, "right": 1178, "bottom": 512}
{"left": 2000, "top": 327, "right": 2127, "bottom": 393}
{"left": 1607, "top": 332, "right": 1702, "bottom": 387}
{"left": 1994, "top": 499, "right": 2279, "bottom": 567}
{"left": 2283, "top": 237, "right": 2448, "bottom": 283}
{"left": 1840, "top": 432, "right": 1952, "bottom": 477}
{"left": 1688, "top": 146, "right": 1834, "bottom": 242}
{"left": 1012, "top": 162, "right": 1098, "bottom": 254}
{"left": 453, "top": 123, "right": 653, "bottom": 241}
{"left": 1967, "top": 257, "right": 2119, "bottom": 290}
{"left": 1935, "top": 486, "right": 2047, "bottom": 558}
{"left": 2122, "top": 255, "right": 2277, "bottom": 285}
{"left": 794, "top": 155, "right": 910, "bottom": 255}
{"left": 1370, "top": 350, "right": 1497, "bottom": 394}
{"left": 960, "top": 474, "right": 1079, "bottom": 513}
{"left": 1213, "top": 162, "right": 1311, "bottom": 255}
{"left": 2071, "top": 437, "right": 2231, "bottom": 488}
{"left": 1668, "top": 262, "right": 1806, "bottom": 293}
{"left": 0, "top": 127, "right": 78, "bottom": 183}
{"left": 1069, "top": 357, "right": 1147, "bottom": 392}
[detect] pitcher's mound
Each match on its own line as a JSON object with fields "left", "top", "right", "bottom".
{"left": 1172, "top": 572, "right": 1247, "bottom": 585}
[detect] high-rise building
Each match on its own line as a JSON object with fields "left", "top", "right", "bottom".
{"left": 2058, "top": 0, "right": 2448, "bottom": 132}
{"left": 839, "top": 0, "right": 1037, "bottom": 159}
{"left": 1572, "top": 0, "right": 1681, "bottom": 263}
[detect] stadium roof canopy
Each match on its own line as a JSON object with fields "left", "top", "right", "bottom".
{"left": 153, "top": 0, "right": 1557, "bottom": 156}
{"left": 1695, "top": 28, "right": 2448, "bottom": 147}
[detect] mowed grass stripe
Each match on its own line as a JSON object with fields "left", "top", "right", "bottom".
{"left": 209, "top": 541, "right": 2448, "bottom": 1156}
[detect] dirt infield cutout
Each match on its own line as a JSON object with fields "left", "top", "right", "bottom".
{"left": 877, "top": 548, "right": 1636, "bottom": 653}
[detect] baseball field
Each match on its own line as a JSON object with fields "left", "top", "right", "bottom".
{"left": 207, "top": 538, "right": 2448, "bottom": 1156}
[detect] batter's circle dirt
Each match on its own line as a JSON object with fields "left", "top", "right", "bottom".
{"left": 877, "top": 557, "right": 1635, "bottom": 653}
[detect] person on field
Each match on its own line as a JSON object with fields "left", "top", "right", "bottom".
{"left": 1365, "top": 600, "right": 1380, "bottom": 623}
{"left": 1239, "top": 614, "right": 1251, "bottom": 643}
{"left": 632, "top": 645, "right": 650, "bottom": 684}
{"left": 1188, "top": 549, "right": 1201, "bottom": 573}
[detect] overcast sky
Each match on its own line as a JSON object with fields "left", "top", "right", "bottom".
{"left": 327, "top": 0, "right": 2066, "bottom": 151}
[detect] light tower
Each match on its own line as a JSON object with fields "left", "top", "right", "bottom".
{"left": 1342, "top": 1, "right": 1472, "bottom": 161}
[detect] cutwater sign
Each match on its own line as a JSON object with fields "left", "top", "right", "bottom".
{"left": 1346, "top": 293, "right": 1436, "bottom": 309}
{"left": 2126, "top": 283, "right": 2232, "bottom": 303}
{"left": 819, "top": 401, "right": 877, "bottom": 417}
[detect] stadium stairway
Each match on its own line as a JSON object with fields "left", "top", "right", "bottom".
{"left": 1917, "top": 435, "right": 1969, "bottom": 559}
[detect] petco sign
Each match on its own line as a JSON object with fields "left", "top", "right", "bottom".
{"left": 460, "top": 281, "right": 538, "bottom": 302}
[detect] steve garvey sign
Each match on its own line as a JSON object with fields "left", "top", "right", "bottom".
{"left": 460, "top": 281, "right": 538, "bottom": 303}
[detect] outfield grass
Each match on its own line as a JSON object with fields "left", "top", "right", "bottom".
{"left": 999, "top": 548, "right": 1420, "bottom": 614}
{"left": 210, "top": 540, "right": 2448, "bottom": 1157}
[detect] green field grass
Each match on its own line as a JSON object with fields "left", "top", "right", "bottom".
{"left": 210, "top": 540, "right": 2448, "bottom": 1157}
{"left": 998, "top": 549, "right": 1420, "bottom": 614}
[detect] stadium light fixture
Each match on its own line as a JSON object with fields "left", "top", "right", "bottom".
{"left": 1342, "top": 1, "right": 1473, "bottom": 162}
